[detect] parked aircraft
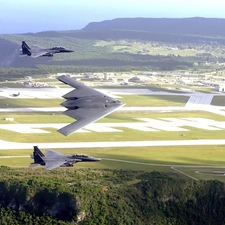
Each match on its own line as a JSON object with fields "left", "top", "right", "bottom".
{"left": 30, "top": 146, "right": 101, "bottom": 170}
{"left": 57, "top": 75, "right": 125, "bottom": 136}
{"left": 20, "top": 41, "right": 74, "bottom": 58}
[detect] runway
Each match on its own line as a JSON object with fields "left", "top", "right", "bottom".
{"left": 1, "top": 139, "right": 225, "bottom": 150}
{"left": 1, "top": 105, "right": 225, "bottom": 118}
{"left": 0, "top": 87, "right": 198, "bottom": 98}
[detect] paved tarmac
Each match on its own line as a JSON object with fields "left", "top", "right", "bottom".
{"left": 1, "top": 139, "right": 225, "bottom": 150}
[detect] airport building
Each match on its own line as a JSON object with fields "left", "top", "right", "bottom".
{"left": 213, "top": 83, "right": 225, "bottom": 92}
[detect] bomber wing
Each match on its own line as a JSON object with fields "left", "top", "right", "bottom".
{"left": 57, "top": 75, "right": 124, "bottom": 136}
{"left": 57, "top": 75, "right": 101, "bottom": 98}
{"left": 58, "top": 107, "right": 122, "bottom": 136}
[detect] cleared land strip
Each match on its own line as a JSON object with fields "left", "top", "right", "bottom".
{"left": 0, "top": 156, "right": 29, "bottom": 158}
{"left": 1, "top": 139, "right": 225, "bottom": 150}
{"left": 171, "top": 167, "right": 198, "bottom": 181}
{"left": 1, "top": 105, "right": 225, "bottom": 113}
{"left": 102, "top": 158, "right": 225, "bottom": 169}
{"left": 2, "top": 156, "right": 225, "bottom": 171}
{"left": 185, "top": 95, "right": 213, "bottom": 106}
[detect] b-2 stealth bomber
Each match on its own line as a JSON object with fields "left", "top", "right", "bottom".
{"left": 57, "top": 75, "right": 125, "bottom": 136}
{"left": 30, "top": 146, "right": 101, "bottom": 170}
{"left": 20, "top": 41, "right": 74, "bottom": 58}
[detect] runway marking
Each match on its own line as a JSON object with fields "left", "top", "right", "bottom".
{"left": 0, "top": 156, "right": 29, "bottom": 158}
{"left": 0, "top": 118, "right": 225, "bottom": 134}
{"left": 102, "top": 158, "right": 225, "bottom": 169}
{"left": 102, "top": 158, "right": 225, "bottom": 180}
{"left": 171, "top": 167, "right": 198, "bottom": 181}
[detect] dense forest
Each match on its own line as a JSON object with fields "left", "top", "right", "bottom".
{"left": 0, "top": 167, "right": 225, "bottom": 224}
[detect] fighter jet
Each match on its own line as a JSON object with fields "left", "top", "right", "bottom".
{"left": 30, "top": 146, "right": 101, "bottom": 170}
{"left": 57, "top": 75, "right": 125, "bottom": 136}
{"left": 20, "top": 41, "right": 74, "bottom": 58}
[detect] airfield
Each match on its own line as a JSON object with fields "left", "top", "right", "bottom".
{"left": 1, "top": 84, "right": 225, "bottom": 181}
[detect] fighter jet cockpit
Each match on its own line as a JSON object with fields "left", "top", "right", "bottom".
{"left": 73, "top": 154, "right": 88, "bottom": 158}
{"left": 51, "top": 46, "right": 66, "bottom": 50}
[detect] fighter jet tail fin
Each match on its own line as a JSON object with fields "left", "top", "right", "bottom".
{"left": 21, "top": 41, "right": 31, "bottom": 56}
{"left": 33, "top": 146, "right": 45, "bottom": 164}
{"left": 34, "top": 146, "right": 45, "bottom": 157}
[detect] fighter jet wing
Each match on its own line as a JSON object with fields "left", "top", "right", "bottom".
{"left": 45, "top": 150, "right": 65, "bottom": 158}
{"left": 58, "top": 105, "right": 122, "bottom": 136}
{"left": 31, "top": 51, "right": 49, "bottom": 58}
{"left": 44, "top": 159, "right": 68, "bottom": 170}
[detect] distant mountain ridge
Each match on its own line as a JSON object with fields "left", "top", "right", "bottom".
{"left": 83, "top": 17, "right": 225, "bottom": 37}
{"left": 1, "top": 17, "right": 225, "bottom": 75}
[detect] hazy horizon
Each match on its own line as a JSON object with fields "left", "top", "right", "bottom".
{"left": 1, "top": 0, "right": 225, "bottom": 34}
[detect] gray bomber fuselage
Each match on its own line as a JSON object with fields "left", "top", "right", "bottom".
{"left": 61, "top": 96, "right": 123, "bottom": 109}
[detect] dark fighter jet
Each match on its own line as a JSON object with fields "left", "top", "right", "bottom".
{"left": 30, "top": 146, "right": 101, "bottom": 170}
{"left": 20, "top": 41, "right": 74, "bottom": 58}
{"left": 57, "top": 75, "right": 125, "bottom": 136}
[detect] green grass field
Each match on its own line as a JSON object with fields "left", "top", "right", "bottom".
{"left": 0, "top": 98, "right": 63, "bottom": 108}
{"left": 0, "top": 110, "right": 224, "bottom": 143}
{"left": 0, "top": 83, "right": 25, "bottom": 88}
{"left": 211, "top": 96, "right": 225, "bottom": 106}
{"left": 95, "top": 40, "right": 200, "bottom": 57}
{"left": 2, "top": 110, "right": 223, "bottom": 123}
{"left": 1, "top": 145, "right": 225, "bottom": 181}
{"left": 0, "top": 92, "right": 225, "bottom": 181}
{"left": 2, "top": 92, "right": 225, "bottom": 108}
{"left": 0, "top": 94, "right": 189, "bottom": 108}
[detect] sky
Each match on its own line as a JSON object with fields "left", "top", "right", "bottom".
{"left": 1, "top": 0, "right": 225, "bottom": 34}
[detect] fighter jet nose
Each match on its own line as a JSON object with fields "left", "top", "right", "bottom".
{"left": 94, "top": 157, "right": 101, "bottom": 161}
{"left": 65, "top": 49, "right": 74, "bottom": 52}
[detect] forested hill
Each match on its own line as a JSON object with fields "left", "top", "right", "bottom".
{"left": 1, "top": 168, "right": 225, "bottom": 224}
{"left": 83, "top": 17, "right": 225, "bottom": 37}
{"left": 2, "top": 17, "right": 225, "bottom": 77}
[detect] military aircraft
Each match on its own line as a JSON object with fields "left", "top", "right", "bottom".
{"left": 30, "top": 146, "right": 101, "bottom": 170}
{"left": 57, "top": 75, "right": 125, "bottom": 136}
{"left": 20, "top": 41, "right": 74, "bottom": 58}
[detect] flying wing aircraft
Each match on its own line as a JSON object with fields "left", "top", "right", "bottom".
{"left": 20, "top": 41, "right": 74, "bottom": 58}
{"left": 30, "top": 146, "right": 101, "bottom": 170}
{"left": 57, "top": 75, "right": 125, "bottom": 136}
